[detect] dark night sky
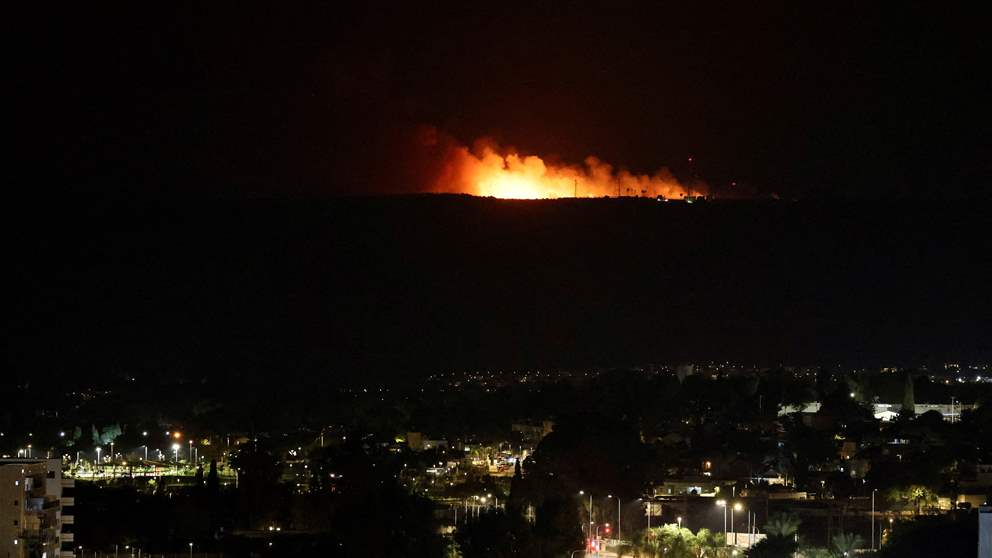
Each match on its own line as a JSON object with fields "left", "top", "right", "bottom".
{"left": 10, "top": 4, "right": 992, "bottom": 385}
{"left": 21, "top": 2, "right": 990, "bottom": 198}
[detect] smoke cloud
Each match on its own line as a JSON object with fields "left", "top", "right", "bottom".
{"left": 415, "top": 128, "right": 704, "bottom": 199}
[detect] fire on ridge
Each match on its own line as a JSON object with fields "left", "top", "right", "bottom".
{"left": 428, "top": 136, "right": 705, "bottom": 200}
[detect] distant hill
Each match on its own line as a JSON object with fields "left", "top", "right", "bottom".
{"left": 10, "top": 195, "right": 991, "bottom": 385}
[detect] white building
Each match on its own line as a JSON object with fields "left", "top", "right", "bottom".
{"left": 778, "top": 402, "right": 977, "bottom": 422}
{"left": 0, "top": 459, "right": 74, "bottom": 558}
{"left": 980, "top": 506, "right": 991, "bottom": 558}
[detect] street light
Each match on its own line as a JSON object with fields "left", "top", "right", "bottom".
{"left": 608, "top": 494, "right": 621, "bottom": 542}
{"left": 871, "top": 488, "right": 878, "bottom": 550}
{"left": 172, "top": 443, "right": 181, "bottom": 463}
{"left": 579, "top": 491, "right": 593, "bottom": 539}
{"left": 716, "top": 500, "right": 728, "bottom": 543}
{"left": 639, "top": 498, "right": 652, "bottom": 531}
{"left": 731, "top": 502, "right": 743, "bottom": 546}
{"left": 188, "top": 542, "right": 193, "bottom": 558}
{"left": 95, "top": 446, "right": 102, "bottom": 466}
{"left": 677, "top": 516, "right": 682, "bottom": 529}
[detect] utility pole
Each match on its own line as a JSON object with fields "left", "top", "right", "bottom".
{"left": 871, "top": 488, "right": 877, "bottom": 550}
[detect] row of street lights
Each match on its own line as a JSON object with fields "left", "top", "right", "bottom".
{"left": 715, "top": 499, "right": 753, "bottom": 546}
{"left": 79, "top": 433, "right": 200, "bottom": 466}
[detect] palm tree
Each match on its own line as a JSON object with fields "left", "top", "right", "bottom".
{"left": 693, "top": 528, "right": 728, "bottom": 557}
{"left": 830, "top": 532, "right": 863, "bottom": 557}
{"left": 638, "top": 527, "right": 664, "bottom": 558}
{"left": 764, "top": 512, "right": 801, "bottom": 538}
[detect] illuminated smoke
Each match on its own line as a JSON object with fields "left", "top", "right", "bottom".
{"left": 426, "top": 134, "right": 703, "bottom": 200}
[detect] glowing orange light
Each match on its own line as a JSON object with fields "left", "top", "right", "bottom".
{"left": 480, "top": 173, "right": 543, "bottom": 200}
{"left": 431, "top": 137, "right": 700, "bottom": 200}
{"left": 173, "top": 432, "right": 182, "bottom": 439}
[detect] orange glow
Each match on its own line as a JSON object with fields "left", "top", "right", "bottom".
{"left": 431, "top": 138, "right": 701, "bottom": 200}
{"left": 479, "top": 169, "right": 544, "bottom": 199}
{"left": 173, "top": 432, "right": 182, "bottom": 439}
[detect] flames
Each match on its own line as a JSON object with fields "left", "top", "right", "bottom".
{"left": 427, "top": 135, "right": 700, "bottom": 200}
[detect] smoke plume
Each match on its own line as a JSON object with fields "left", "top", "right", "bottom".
{"left": 415, "top": 128, "right": 703, "bottom": 199}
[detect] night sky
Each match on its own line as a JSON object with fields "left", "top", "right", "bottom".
{"left": 22, "top": 3, "right": 990, "bottom": 198}
{"left": 11, "top": 4, "right": 991, "bottom": 384}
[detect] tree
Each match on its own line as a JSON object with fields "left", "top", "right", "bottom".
{"left": 531, "top": 496, "right": 582, "bottom": 558}
{"left": 764, "top": 513, "right": 800, "bottom": 538}
{"left": 525, "top": 413, "right": 652, "bottom": 500}
{"left": 746, "top": 513, "right": 800, "bottom": 558}
{"left": 229, "top": 441, "right": 283, "bottom": 528}
{"left": 693, "top": 528, "right": 728, "bottom": 558}
{"left": 886, "top": 485, "right": 937, "bottom": 516}
{"left": 830, "top": 532, "right": 863, "bottom": 556}
{"left": 454, "top": 510, "right": 530, "bottom": 558}
{"left": 877, "top": 514, "right": 977, "bottom": 558}
{"left": 747, "top": 536, "right": 797, "bottom": 558}
{"left": 206, "top": 459, "right": 219, "bottom": 493}
{"left": 638, "top": 525, "right": 698, "bottom": 558}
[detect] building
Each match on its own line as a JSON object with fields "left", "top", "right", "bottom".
{"left": 405, "top": 432, "right": 448, "bottom": 452}
{"left": 779, "top": 402, "right": 977, "bottom": 423}
{"left": 980, "top": 506, "right": 991, "bottom": 558}
{"left": 0, "top": 459, "right": 74, "bottom": 558}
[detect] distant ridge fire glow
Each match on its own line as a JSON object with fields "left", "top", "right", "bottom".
{"left": 428, "top": 136, "right": 702, "bottom": 200}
